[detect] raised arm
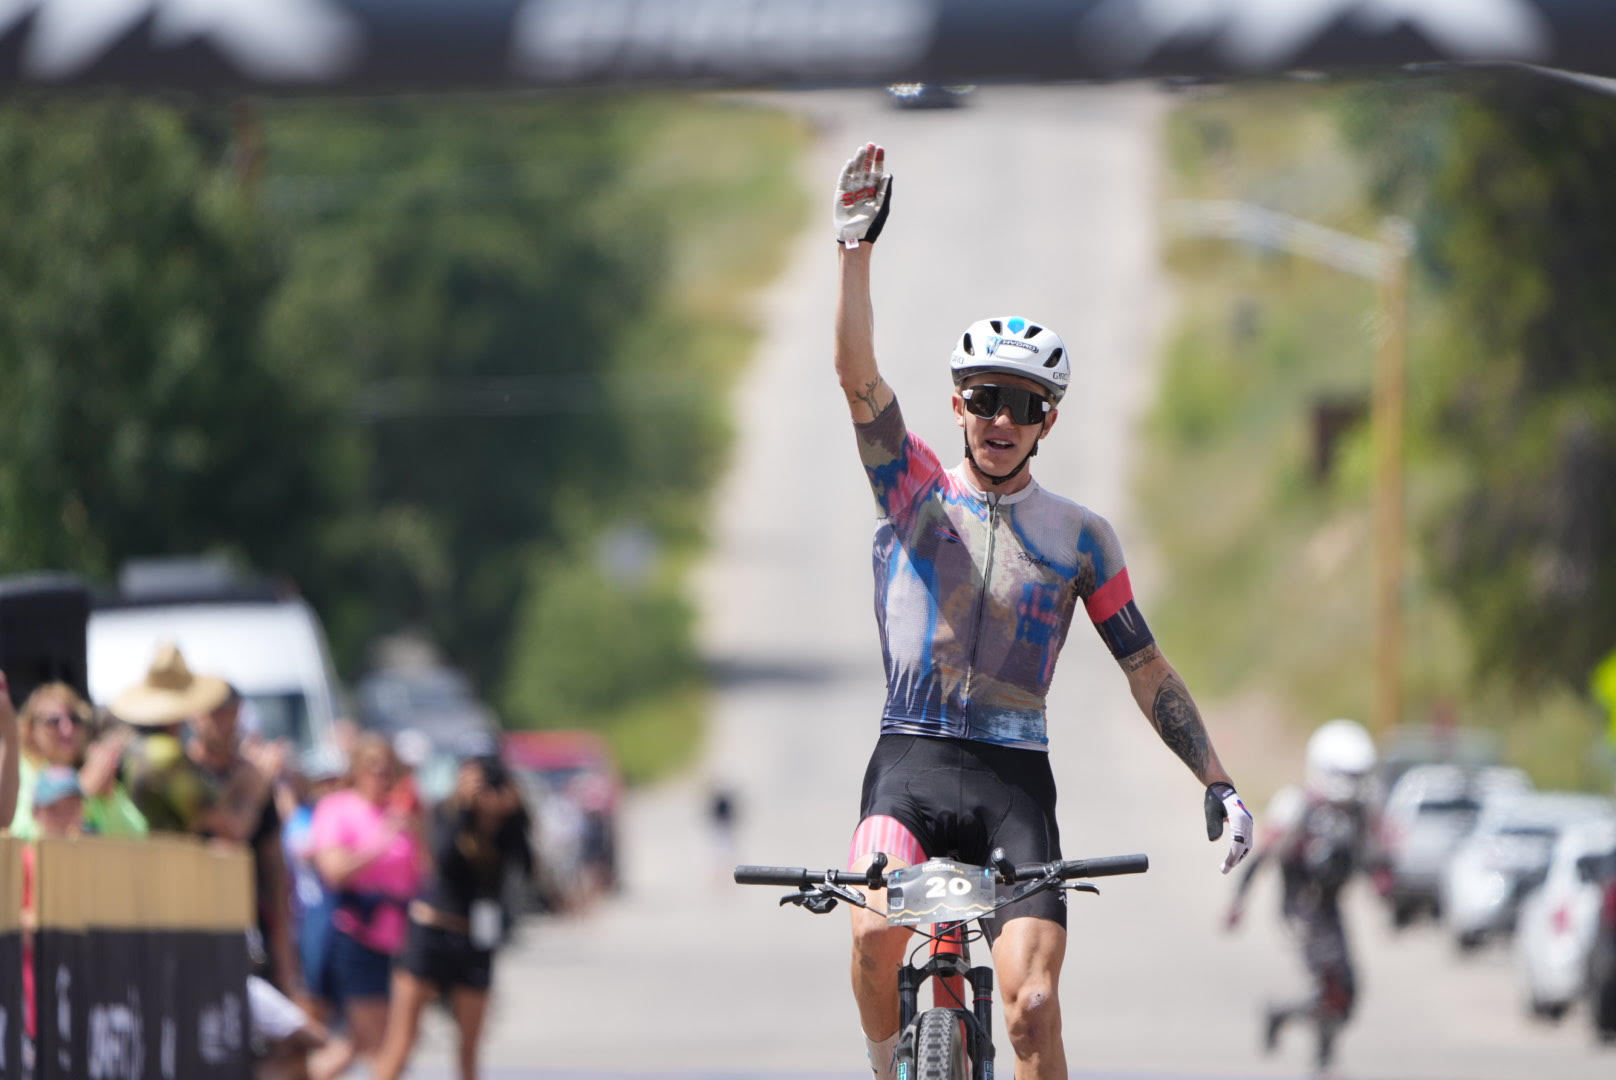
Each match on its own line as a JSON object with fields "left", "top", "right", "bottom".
{"left": 0, "top": 672, "right": 18, "bottom": 829}
{"left": 833, "top": 142, "right": 895, "bottom": 423}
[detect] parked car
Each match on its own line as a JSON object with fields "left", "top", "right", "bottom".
{"left": 885, "top": 82, "right": 974, "bottom": 109}
{"left": 1378, "top": 763, "right": 1531, "bottom": 925}
{"left": 1442, "top": 792, "right": 1616, "bottom": 951}
{"left": 1516, "top": 817, "right": 1616, "bottom": 1020}
{"left": 504, "top": 729, "right": 622, "bottom": 899}
{"left": 1590, "top": 858, "right": 1616, "bottom": 1042}
{"left": 1376, "top": 723, "right": 1501, "bottom": 811}
{"left": 88, "top": 560, "right": 344, "bottom": 758}
{"left": 356, "top": 662, "right": 500, "bottom": 804}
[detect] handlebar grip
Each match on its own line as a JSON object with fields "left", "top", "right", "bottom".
{"left": 1062, "top": 854, "right": 1149, "bottom": 878}
{"left": 733, "top": 865, "right": 812, "bottom": 887}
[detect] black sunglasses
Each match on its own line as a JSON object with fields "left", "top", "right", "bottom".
{"left": 960, "top": 384, "right": 1051, "bottom": 426}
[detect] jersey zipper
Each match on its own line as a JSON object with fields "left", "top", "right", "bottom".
{"left": 961, "top": 493, "right": 1000, "bottom": 736}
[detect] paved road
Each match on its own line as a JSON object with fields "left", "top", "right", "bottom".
{"left": 411, "top": 87, "right": 1616, "bottom": 1079}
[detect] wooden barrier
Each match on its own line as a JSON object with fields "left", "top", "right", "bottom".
{"left": 17, "top": 834, "right": 253, "bottom": 1080}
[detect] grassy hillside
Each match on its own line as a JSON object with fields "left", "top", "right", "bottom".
{"left": 1141, "top": 85, "right": 1610, "bottom": 791}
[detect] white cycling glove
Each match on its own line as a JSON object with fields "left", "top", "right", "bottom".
{"left": 1205, "top": 781, "right": 1254, "bottom": 875}
{"left": 834, "top": 142, "right": 892, "bottom": 248}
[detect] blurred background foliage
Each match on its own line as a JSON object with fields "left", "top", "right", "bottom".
{"left": 0, "top": 94, "right": 808, "bottom": 781}
{"left": 1146, "top": 74, "right": 1616, "bottom": 789}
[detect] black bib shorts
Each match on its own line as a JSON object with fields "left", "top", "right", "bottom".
{"left": 857, "top": 733, "right": 1066, "bottom": 939}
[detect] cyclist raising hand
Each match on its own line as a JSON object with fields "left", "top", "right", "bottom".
{"left": 832, "top": 142, "right": 1253, "bottom": 1080}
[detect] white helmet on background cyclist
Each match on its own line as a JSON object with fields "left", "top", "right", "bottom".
{"left": 1304, "top": 718, "right": 1378, "bottom": 804}
{"left": 949, "top": 316, "right": 1070, "bottom": 404}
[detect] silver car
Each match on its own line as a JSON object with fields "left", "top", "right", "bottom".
{"left": 1378, "top": 763, "right": 1531, "bottom": 926}
{"left": 1442, "top": 792, "right": 1616, "bottom": 951}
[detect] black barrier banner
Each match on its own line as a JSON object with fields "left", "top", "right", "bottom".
{"left": 34, "top": 930, "right": 249, "bottom": 1080}
{"left": 0, "top": 0, "right": 1614, "bottom": 92}
{"left": 0, "top": 837, "right": 21, "bottom": 1078}
{"left": 0, "top": 930, "right": 19, "bottom": 1079}
{"left": 30, "top": 837, "right": 255, "bottom": 1080}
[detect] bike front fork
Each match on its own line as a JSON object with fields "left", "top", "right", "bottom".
{"left": 894, "top": 923, "right": 997, "bottom": 1080}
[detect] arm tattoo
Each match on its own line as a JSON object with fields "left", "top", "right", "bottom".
{"left": 855, "top": 377, "right": 885, "bottom": 420}
{"left": 1120, "top": 643, "right": 1160, "bottom": 672}
{"left": 1151, "top": 674, "right": 1210, "bottom": 776}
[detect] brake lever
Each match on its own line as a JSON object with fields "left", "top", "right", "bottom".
{"left": 816, "top": 878, "right": 871, "bottom": 910}
{"left": 780, "top": 879, "right": 871, "bottom": 914}
{"left": 999, "top": 869, "right": 1063, "bottom": 910}
{"left": 1065, "top": 882, "right": 1100, "bottom": 897}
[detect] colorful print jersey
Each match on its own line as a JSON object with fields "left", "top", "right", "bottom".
{"left": 857, "top": 398, "right": 1154, "bottom": 750}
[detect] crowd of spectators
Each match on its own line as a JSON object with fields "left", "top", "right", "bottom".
{"left": 0, "top": 642, "right": 535, "bottom": 1080}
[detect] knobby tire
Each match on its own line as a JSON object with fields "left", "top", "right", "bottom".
{"left": 914, "top": 1007, "right": 968, "bottom": 1080}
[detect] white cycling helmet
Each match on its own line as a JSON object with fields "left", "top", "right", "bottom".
{"left": 1304, "top": 718, "right": 1378, "bottom": 803}
{"left": 950, "top": 316, "right": 1070, "bottom": 403}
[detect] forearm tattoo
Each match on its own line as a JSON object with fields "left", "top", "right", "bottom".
{"left": 1120, "top": 643, "right": 1160, "bottom": 672}
{"left": 1151, "top": 674, "right": 1210, "bottom": 776}
{"left": 855, "top": 377, "right": 885, "bottom": 421}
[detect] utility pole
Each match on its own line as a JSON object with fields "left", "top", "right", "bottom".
{"left": 232, "top": 99, "right": 263, "bottom": 201}
{"left": 1168, "top": 201, "right": 1413, "bottom": 736}
{"left": 1373, "top": 220, "right": 1413, "bottom": 737}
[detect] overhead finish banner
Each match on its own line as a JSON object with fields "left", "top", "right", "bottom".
{"left": 0, "top": 0, "right": 1611, "bottom": 92}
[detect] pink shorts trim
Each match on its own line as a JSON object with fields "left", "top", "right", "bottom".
{"left": 848, "top": 814, "right": 927, "bottom": 869}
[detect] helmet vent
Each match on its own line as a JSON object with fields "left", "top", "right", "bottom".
{"left": 1044, "top": 347, "right": 1064, "bottom": 368}
{"left": 962, "top": 332, "right": 975, "bottom": 356}
{"left": 989, "top": 319, "right": 1002, "bottom": 334}
{"left": 1026, "top": 325, "right": 1043, "bottom": 338}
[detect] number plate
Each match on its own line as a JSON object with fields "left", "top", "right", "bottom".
{"left": 884, "top": 859, "right": 997, "bottom": 927}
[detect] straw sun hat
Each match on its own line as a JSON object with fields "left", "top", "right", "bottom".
{"left": 110, "top": 642, "right": 232, "bottom": 727}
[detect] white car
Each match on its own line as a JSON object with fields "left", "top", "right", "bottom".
{"left": 1517, "top": 817, "right": 1616, "bottom": 1020}
{"left": 1441, "top": 792, "right": 1616, "bottom": 951}
{"left": 90, "top": 592, "right": 344, "bottom": 759}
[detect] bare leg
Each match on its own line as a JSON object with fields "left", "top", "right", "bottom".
{"left": 848, "top": 853, "right": 913, "bottom": 1043}
{"left": 373, "top": 970, "right": 437, "bottom": 1080}
{"left": 340, "top": 997, "right": 390, "bottom": 1073}
{"left": 448, "top": 985, "right": 491, "bottom": 1080}
{"left": 306, "top": 1031, "right": 355, "bottom": 1080}
{"left": 991, "top": 916, "right": 1067, "bottom": 1080}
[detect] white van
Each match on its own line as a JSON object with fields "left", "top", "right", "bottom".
{"left": 88, "top": 595, "right": 344, "bottom": 757}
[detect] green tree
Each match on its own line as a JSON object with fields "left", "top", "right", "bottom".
{"left": 0, "top": 94, "right": 807, "bottom": 778}
{"left": 0, "top": 99, "right": 356, "bottom": 585}
{"left": 1344, "top": 75, "right": 1616, "bottom": 691}
{"left": 258, "top": 99, "right": 687, "bottom": 692}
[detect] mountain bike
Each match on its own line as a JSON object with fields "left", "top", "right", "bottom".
{"left": 735, "top": 848, "right": 1149, "bottom": 1080}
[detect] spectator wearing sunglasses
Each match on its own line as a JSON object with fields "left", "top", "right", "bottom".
{"left": 832, "top": 143, "right": 1252, "bottom": 1080}
{"left": 5, "top": 680, "right": 146, "bottom": 840}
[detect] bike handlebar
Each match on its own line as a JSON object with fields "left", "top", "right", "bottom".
{"left": 732, "top": 865, "right": 863, "bottom": 887}
{"left": 1029, "top": 854, "right": 1150, "bottom": 881}
{"left": 733, "top": 853, "right": 1149, "bottom": 889}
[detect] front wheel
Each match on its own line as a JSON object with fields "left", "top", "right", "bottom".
{"left": 914, "top": 1008, "right": 969, "bottom": 1080}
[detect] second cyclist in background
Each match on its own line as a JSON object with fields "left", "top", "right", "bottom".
{"left": 1226, "top": 718, "right": 1378, "bottom": 1073}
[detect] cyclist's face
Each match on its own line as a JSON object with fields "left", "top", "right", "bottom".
{"left": 952, "top": 373, "right": 1057, "bottom": 471}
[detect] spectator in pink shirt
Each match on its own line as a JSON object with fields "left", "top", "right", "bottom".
{"left": 306, "top": 734, "right": 424, "bottom": 1080}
